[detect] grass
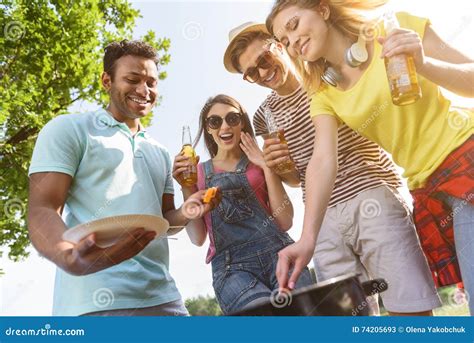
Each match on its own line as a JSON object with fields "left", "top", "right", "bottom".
{"left": 433, "top": 285, "right": 470, "bottom": 316}
{"left": 379, "top": 285, "right": 470, "bottom": 316}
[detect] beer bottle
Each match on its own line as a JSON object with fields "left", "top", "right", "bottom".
{"left": 180, "top": 125, "right": 197, "bottom": 186}
{"left": 263, "top": 109, "right": 295, "bottom": 175}
{"left": 383, "top": 11, "right": 422, "bottom": 106}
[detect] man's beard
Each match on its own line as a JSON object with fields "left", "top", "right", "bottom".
{"left": 110, "top": 89, "right": 147, "bottom": 119}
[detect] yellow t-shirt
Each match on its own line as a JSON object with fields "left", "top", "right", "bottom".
{"left": 310, "top": 12, "right": 473, "bottom": 190}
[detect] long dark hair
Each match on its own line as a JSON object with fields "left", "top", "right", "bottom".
{"left": 195, "top": 94, "right": 255, "bottom": 158}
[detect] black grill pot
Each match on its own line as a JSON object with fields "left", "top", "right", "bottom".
{"left": 230, "top": 273, "right": 388, "bottom": 316}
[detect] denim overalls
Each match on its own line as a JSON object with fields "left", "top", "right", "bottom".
{"left": 203, "top": 155, "right": 313, "bottom": 314}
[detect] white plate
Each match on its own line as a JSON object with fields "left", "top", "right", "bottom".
{"left": 62, "top": 214, "right": 170, "bottom": 248}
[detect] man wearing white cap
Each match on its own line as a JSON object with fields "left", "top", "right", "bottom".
{"left": 223, "top": 22, "right": 441, "bottom": 316}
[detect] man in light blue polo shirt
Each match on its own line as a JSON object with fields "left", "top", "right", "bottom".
{"left": 27, "top": 40, "right": 216, "bottom": 316}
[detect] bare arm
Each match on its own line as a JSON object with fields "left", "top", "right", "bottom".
{"left": 28, "top": 172, "right": 155, "bottom": 275}
{"left": 162, "top": 191, "right": 218, "bottom": 244}
{"left": 181, "top": 187, "right": 208, "bottom": 246}
{"left": 275, "top": 115, "right": 339, "bottom": 289}
{"left": 421, "top": 25, "right": 474, "bottom": 97}
{"left": 300, "top": 115, "right": 338, "bottom": 243}
{"left": 162, "top": 193, "right": 189, "bottom": 236}
{"left": 171, "top": 154, "right": 218, "bottom": 246}
{"left": 380, "top": 25, "right": 474, "bottom": 97}
{"left": 28, "top": 172, "right": 72, "bottom": 265}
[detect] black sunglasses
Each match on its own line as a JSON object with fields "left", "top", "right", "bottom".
{"left": 243, "top": 51, "right": 276, "bottom": 83}
{"left": 206, "top": 112, "right": 242, "bottom": 130}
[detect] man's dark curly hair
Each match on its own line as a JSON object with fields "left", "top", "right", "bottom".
{"left": 103, "top": 39, "right": 159, "bottom": 80}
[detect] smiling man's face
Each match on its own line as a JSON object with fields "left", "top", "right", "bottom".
{"left": 103, "top": 54, "right": 158, "bottom": 121}
{"left": 238, "top": 39, "right": 290, "bottom": 92}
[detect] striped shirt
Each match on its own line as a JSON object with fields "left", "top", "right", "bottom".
{"left": 253, "top": 86, "right": 402, "bottom": 207}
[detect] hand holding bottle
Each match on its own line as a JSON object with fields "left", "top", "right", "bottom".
{"left": 379, "top": 11, "right": 422, "bottom": 106}
{"left": 175, "top": 125, "right": 198, "bottom": 187}
{"left": 173, "top": 153, "right": 200, "bottom": 188}
{"left": 263, "top": 109, "right": 295, "bottom": 174}
{"left": 378, "top": 28, "right": 425, "bottom": 70}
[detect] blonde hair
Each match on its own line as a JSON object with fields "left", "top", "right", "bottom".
{"left": 266, "top": 0, "right": 388, "bottom": 94}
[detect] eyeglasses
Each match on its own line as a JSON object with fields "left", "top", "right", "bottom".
{"left": 243, "top": 51, "right": 276, "bottom": 83}
{"left": 206, "top": 112, "right": 242, "bottom": 130}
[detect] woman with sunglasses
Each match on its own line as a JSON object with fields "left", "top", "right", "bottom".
{"left": 266, "top": 0, "right": 474, "bottom": 313}
{"left": 173, "top": 94, "right": 313, "bottom": 314}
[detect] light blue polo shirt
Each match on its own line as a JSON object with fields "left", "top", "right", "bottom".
{"left": 29, "top": 109, "right": 181, "bottom": 316}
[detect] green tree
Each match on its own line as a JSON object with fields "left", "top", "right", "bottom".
{"left": 185, "top": 295, "right": 223, "bottom": 316}
{"left": 0, "top": 0, "right": 171, "bottom": 266}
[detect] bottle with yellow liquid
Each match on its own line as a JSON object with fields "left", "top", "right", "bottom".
{"left": 383, "top": 11, "right": 422, "bottom": 106}
{"left": 263, "top": 109, "right": 295, "bottom": 175}
{"left": 180, "top": 125, "right": 197, "bottom": 187}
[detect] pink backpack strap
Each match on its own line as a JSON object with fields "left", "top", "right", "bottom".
{"left": 197, "top": 162, "right": 206, "bottom": 191}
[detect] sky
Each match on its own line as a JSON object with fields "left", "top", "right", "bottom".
{"left": 1, "top": 0, "right": 474, "bottom": 315}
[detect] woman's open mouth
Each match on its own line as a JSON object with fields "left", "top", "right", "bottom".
{"left": 219, "top": 132, "right": 234, "bottom": 144}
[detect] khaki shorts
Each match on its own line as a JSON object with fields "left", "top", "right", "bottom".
{"left": 313, "top": 186, "right": 442, "bottom": 313}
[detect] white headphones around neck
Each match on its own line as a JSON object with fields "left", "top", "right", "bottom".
{"left": 345, "top": 35, "right": 368, "bottom": 67}
{"left": 321, "top": 35, "right": 368, "bottom": 87}
{"left": 321, "top": 65, "right": 342, "bottom": 87}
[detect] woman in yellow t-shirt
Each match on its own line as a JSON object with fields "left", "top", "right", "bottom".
{"left": 266, "top": 0, "right": 474, "bottom": 314}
